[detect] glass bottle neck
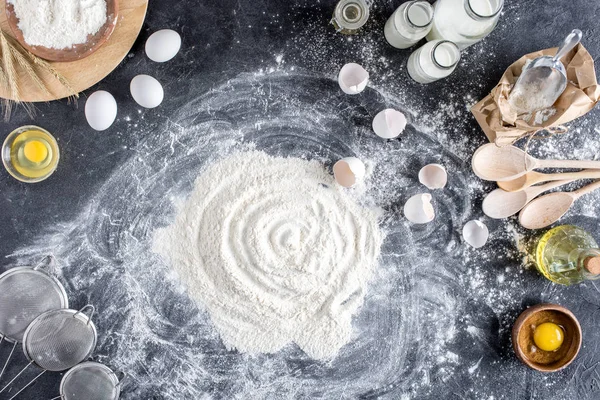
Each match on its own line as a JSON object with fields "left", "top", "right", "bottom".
{"left": 402, "top": 1, "right": 433, "bottom": 32}
{"left": 577, "top": 249, "right": 600, "bottom": 280}
{"left": 463, "top": 0, "right": 504, "bottom": 21}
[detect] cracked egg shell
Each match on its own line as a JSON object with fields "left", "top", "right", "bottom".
{"left": 333, "top": 157, "right": 366, "bottom": 188}
{"left": 418, "top": 164, "right": 447, "bottom": 189}
{"left": 463, "top": 220, "right": 489, "bottom": 248}
{"left": 338, "top": 63, "right": 369, "bottom": 95}
{"left": 404, "top": 193, "right": 435, "bottom": 224}
{"left": 372, "top": 109, "right": 407, "bottom": 139}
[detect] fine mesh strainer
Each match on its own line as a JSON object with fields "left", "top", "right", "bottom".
{"left": 0, "top": 256, "right": 68, "bottom": 382}
{"left": 53, "top": 361, "right": 121, "bottom": 400}
{"left": 0, "top": 305, "right": 97, "bottom": 399}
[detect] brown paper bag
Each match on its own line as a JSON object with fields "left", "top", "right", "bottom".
{"left": 471, "top": 43, "right": 600, "bottom": 145}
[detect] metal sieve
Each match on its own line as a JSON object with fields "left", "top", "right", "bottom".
{"left": 0, "top": 305, "right": 97, "bottom": 399}
{"left": 55, "top": 362, "right": 121, "bottom": 400}
{"left": 0, "top": 256, "right": 68, "bottom": 382}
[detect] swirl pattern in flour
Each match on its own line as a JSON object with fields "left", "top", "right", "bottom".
{"left": 153, "top": 151, "right": 382, "bottom": 360}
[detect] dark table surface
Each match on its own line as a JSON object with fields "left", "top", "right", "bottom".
{"left": 1, "top": 0, "right": 600, "bottom": 399}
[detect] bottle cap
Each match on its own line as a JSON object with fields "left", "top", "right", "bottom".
{"left": 584, "top": 256, "right": 600, "bottom": 275}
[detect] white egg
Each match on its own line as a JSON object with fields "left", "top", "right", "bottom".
{"left": 462, "top": 220, "right": 489, "bottom": 248}
{"left": 145, "top": 29, "right": 182, "bottom": 63}
{"left": 338, "top": 63, "right": 369, "bottom": 95}
{"left": 130, "top": 75, "right": 164, "bottom": 108}
{"left": 372, "top": 109, "right": 407, "bottom": 139}
{"left": 333, "top": 157, "right": 366, "bottom": 188}
{"left": 418, "top": 164, "right": 447, "bottom": 189}
{"left": 404, "top": 193, "right": 435, "bottom": 224}
{"left": 85, "top": 90, "right": 117, "bottom": 131}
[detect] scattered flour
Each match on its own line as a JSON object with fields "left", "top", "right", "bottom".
{"left": 153, "top": 150, "right": 383, "bottom": 360}
{"left": 8, "top": 0, "right": 107, "bottom": 49}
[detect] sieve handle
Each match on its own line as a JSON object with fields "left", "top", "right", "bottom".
{"left": 7, "top": 369, "right": 46, "bottom": 400}
{"left": 74, "top": 304, "right": 96, "bottom": 325}
{"left": 0, "top": 360, "right": 33, "bottom": 394}
{"left": 0, "top": 341, "right": 17, "bottom": 382}
{"left": 33, "top": 255, "right": 56, "bottom": 272}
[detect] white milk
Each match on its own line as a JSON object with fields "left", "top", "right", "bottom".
{"left": 384, "top": 1, "right": 433, "bottom": 49}
{"left": 426, "top": 0, "right": 503, "bottom": 49}
{"left": 407, "top": 40, "right": 460, "bottom": 84}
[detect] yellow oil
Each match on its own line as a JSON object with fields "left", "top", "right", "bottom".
{"left": 8, "top": 128, "right": 58, "bottom": 180}
{"left": 535, "top": 225, "right": 598, "bottom": 285}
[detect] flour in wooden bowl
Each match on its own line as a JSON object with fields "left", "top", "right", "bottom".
{"left": 153, "top": 150, "right": 383, "bottom": 360}
{"left": 8, "top": 0, "right": 107, "bottom": 49}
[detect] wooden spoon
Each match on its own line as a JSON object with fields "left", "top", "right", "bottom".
{"left": 483, "top": 180, "right": 570, "bottom": 219}
{"left": 498, "top": 169, "right": 600, "bottom": 192}
{"left": 518, "top": 180, "right": 600, "bottom": 229}
{"left": 472, "top": 144, "right": 600, "bottom": 182}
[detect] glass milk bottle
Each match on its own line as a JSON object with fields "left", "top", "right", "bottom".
{"left": 331, "top": 0, "right": 370, "bottom": 34}
{"left": 407, "top": 40, "right": 460, "bottom": 83}
{"left": 384, "top": 1, "right": 434, "bottom": 49}
{"left": 426, "top": 0, "right": 504, "bottom": 49}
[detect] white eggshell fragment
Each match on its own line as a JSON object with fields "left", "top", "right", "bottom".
{"left": 145, "top": 29, "right": 182, "bottom": 62}
{"left": 85, "top": 90, "right": 117, "bottom": 131}
{"left": 404, "top": 193, "right": 435, "bottom": 224}
{"left": 130, "top": 75, "right": 164, "bottom": 108}
{"left": 372, "top": 109, "right": 407, "bottom": 139}
{"left": 338, "top": 63, "right": 369, "bottom": 95}
{"left": 333, "top": 157, "right": 366, "bottom": 188}
{"left": 462, "top": 220, "right": 489, "bottom": 248}
{"left": 418, "top": 164, "right": 447, "bottom": 189}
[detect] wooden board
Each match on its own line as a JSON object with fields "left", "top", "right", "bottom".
{"left": 0, "top": 0, "right": 148, "bottom": 102}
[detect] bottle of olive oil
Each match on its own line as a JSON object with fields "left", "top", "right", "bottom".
{"left": 535, "top": 225, "right": 600, "bottom": 285}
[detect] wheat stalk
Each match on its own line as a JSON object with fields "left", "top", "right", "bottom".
{"left": 27, "top": 53, "right": 79, "bottom": 104}
{"left": 0, "top": 29, "right": 79, "bottom": 120}
{"left": 0, "top": 31, "right": 20, "bottom": 102}
{"left": 0, "top": 63, "right": 13, "bottom": 121}
{"left": 9, "top": 42, "right": 52, "bottom": 98}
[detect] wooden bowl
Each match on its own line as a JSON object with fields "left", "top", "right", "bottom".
{"left": 512, "top": 303, "right": 582, "bottom": 372}
{"left": 5, "top": 0, "right": 119, "bottom": 62}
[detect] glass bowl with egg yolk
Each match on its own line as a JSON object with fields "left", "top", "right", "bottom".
{"left": 1, "top": 125, "right": 59, "bottom": 183}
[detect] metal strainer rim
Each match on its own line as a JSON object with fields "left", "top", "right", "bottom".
{"left": 0, "top": 266, "right": 69, "bottom": 343}
{"left": 21, "top": 308, "right": 98, "bottom": 371}
{"left": 60, "top": 361, "right": 120, "bottom": 400}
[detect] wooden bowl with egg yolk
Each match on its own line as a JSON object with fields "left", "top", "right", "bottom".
{"left": 512, "top": 303, "right": 582, "bottom": 372}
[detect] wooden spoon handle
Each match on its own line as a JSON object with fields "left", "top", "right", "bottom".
{"left": 531, "top": 180, "right": 571, "bottom": 196}
{"left": 536, "top": 169, "right": 600, "bottom": 183}
{"left": 537, "top": 159, "right": 600, "bottom": 170}
{"left": 574, "top": 179, "right": 600, "bottom": 198}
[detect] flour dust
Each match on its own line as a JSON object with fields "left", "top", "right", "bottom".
{"left": 153, "top": 151, "right": 382, "bottom": 360}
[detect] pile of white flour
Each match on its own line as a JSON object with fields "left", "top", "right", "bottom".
{"left": 153, "top": 151, "right": 383, "bottom": 360}
{"left": 8, "top": 0, "right": 107, "bottom": 49}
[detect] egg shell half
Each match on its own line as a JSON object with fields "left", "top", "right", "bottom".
{"left": 418, "top": 164, "right": 447, "bottom": 189}
{"left": 404, "top": 193, "right": 435, "bottom": 224}
{"left": 338, "top": 63, "right": 369, "bottom": 95}
{"left": 372, "top": 109, "right": 407, "bottom": 139}
{"left": 85, "top": 90, "right": 117, "bottom": 131}
{"left": 462, "top": 220, "right": 489, "bottom": 248}
{"left": 333, "top": 157, "right": 366, "bottom": 188}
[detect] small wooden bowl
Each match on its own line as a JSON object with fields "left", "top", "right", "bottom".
{"left": 512, "top": 303, "right": 582, "bottom": 372}
{"left": 5, "top": 0, "right": 119, "bottom": 62}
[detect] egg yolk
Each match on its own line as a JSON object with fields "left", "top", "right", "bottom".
{"left": 23, "top": 140, "right": 48, "bottom": 163}
{"left": 533, "top": 322, "right": 564, "bottom": 352}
